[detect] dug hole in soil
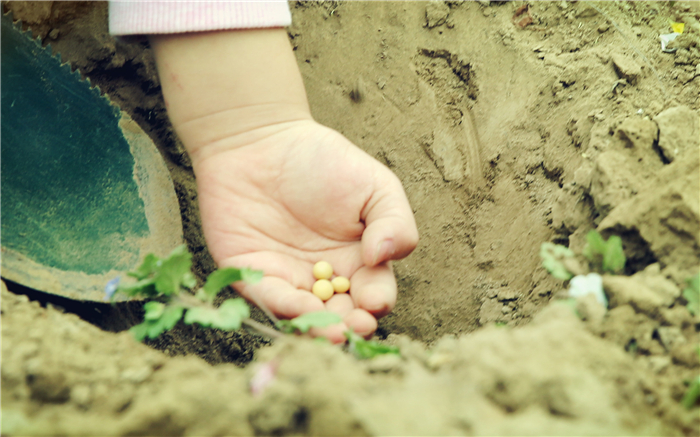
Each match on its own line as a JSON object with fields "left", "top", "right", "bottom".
{"left": 2, "top": 1, "right": 699, "bottom": 435}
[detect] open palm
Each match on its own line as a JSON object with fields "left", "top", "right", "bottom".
{"left": 193, "top": 120, "right": 418, "bottom": 342}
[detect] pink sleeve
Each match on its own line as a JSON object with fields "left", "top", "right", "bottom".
{"left": 109, "top": 0, "right": 292, "bottom": 35}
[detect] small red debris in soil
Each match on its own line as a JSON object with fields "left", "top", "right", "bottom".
{"left": 512, "top": 4, "right": 534, "bottom": 28}
{"left": 514, "top": 4, "right": 528, "bottom": 16}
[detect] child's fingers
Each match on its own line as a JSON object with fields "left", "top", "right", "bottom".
{"left": 308, "top": 308, "right": 377, "bottom": 342}
{"left": 324, "top": 292, "right": 355, "bottom": 317}
{"left": 343, "top": 308, "right": 378, "bottom": 338}
{"left": 308, "top": 322, "right": 350, "bottom": 344}
{"left": 233, "top": 275, "right": 324, "bottom": 320}
{"left": 360, "top": 174, "right": 419, "bottom": 267}
{"left": 349, "top": 262, "right": 397, "bottom": 319}
{"left": 220, "top": 252, "right": 316, "bottom": 290}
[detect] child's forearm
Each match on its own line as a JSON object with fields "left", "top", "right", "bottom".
{"left": 150, "top": 28, "right": 312, "bottom": 165}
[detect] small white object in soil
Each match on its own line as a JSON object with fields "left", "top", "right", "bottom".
{"left": 568, "top": 273, "right": 608, "bottom": 308}
{"left": 660, "top": 32, "right": 680, "bottom": 53}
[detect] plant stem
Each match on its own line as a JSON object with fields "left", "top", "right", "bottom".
{"left": 242, "top": 318, "right": 283, "bottom": 339}
{"left": 171, "top": 291, "right": 207, "bottom": 309}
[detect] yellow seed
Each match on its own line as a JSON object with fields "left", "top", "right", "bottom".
{"left": 313, "top": 261, "right": 333, "bottom": 280}
{"left": 331, "top": 276, "right": 350, "bottom": 293}
{"left": 312, "top": 279, "right": 334, "bottom": 301}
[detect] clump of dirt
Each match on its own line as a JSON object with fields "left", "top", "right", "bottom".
{"left": 2, "top": 282, "right": 695, "bottom": 435}
{"left": 2, "top": 1, "right": 699, "bottom": 435}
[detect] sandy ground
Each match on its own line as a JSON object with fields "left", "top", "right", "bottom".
{"left": 2, "top": 1, "right": 699, "bottom": 435}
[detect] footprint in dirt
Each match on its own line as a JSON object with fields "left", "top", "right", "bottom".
{"left": 416, "top": 80, "right": 485, "bottom": 190}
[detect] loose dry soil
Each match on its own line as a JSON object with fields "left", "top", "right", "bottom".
{"left": 2, "top": 1, "right": 699, "bottom": 435}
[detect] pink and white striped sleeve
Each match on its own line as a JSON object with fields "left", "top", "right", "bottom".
{"left": 109, "top": 1, "right": 292, "bottom": 35}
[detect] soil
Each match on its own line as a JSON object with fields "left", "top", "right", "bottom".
{"left": 2, "top": 1, "right": 699, "bottom": 435}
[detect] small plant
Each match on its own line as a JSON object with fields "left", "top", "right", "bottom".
{"left": 682, "top": 273, "right": 700, "bottom": 316}
{"left": 276, "top": 312, "right": 345, "bottom": 334}
{"left": 345, "top": 330, "right": 400, "bottom": 359}
{"left": 108, "top": 245, "right": 341, "bottom": 341}
{"left": 540, "top": 243, "right": 576, "bottom": 280}
{"left": 540, "top": 230, "right": 626, "bottom": 280}
{"left": 582, "top": 231, "right": 625, "bottom": 274}
{"left": 540, "top": 230, "right": 625, "bottom": 310}
{"left": 109, "top": 246, "right": 402, "bottom": 361}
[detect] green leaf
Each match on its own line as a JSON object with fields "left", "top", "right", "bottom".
{"left": 241, "top": 267, "right": 264, "bottom": 284}
{"left": 153, "top": 245, "right": 193, "bottom": 296}
{"left": 182, "top": 272, "right": 197, "bottom": 290}
{"left": 143, "top": 301, "right": 165, "bottom": 321}
{"left": 117, "top": 277, "right": 157, "bottom": 298}
{"left": 127, "top": 253, "right": 160, "bottom": 280}
{"left": 602, "top": 235, "right": 625, "bottom": 273}
{"left": 683, "top": 273, "right": 700, "bottom": 316}
{"left": 130, "top": 322, "right": 149, "bottom": 341}
{"left": 345, "top": 330, "right": 400, "bottom": 359}
{"left": 130, "top": 305, "right": 184, "bottom": 341}
{"left": 583, "top": 231, "right": 626, "bottom": 274}
{"left": 681, "top": 376, "right": 700, "bottom": 409}
{"left": 583, "top": 230, "right": 606, "bottom": 263}
{"left": 184, "top": 307, "right": 219, "bottom": 328}
{"left": 540, "top": 242, "right": 575, "bottom": 281}
{"left": 154, "top": 305, "right": 184, "bottom": 336}
{"left": 276, "top": 320, "right": 296, "bottom": 334}
{"left": 183, "top": 298, "right": 250, "bottom": 331}
{"left": 276, "top": 311, "right": 343, "bottom": 334}
{"left": 203, "top": 267, "right": 263, "bottom": 300}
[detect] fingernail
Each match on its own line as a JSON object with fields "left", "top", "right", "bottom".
{"left": 373, "top": 239, "right": 395, "bottom": 265}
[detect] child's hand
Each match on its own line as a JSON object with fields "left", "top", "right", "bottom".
{"left": 150, "top": 28, "right": 418, "bottom": 342}
{"left": 193, "top": 120, "right": 418, "bottom": 343}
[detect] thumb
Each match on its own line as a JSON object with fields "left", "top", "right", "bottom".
{"left": 361, "top": 174, "right": 419, "bottom": 267}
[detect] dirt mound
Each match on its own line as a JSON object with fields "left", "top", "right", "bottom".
{"left": 2, "top": 284, "right": 692, "bottom": 435}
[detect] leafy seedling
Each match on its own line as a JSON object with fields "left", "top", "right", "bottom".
{"left": 199, "top": 267, "right": 263, "bottom": 303}
{"left": 682, "top": 273, "right": 700, "bottom": 316}
{"left": 110, "top": 246, "right": 404, "bottom": 363}
{"left": 540, "top": 242, "right": 576, "bottom": 280}
{"left": 541, "top": 231, "right": 626, "bottom": 283}
{"left": 109, "top": 245, "right": 263, "bottom": 341}
{"left": 110, "top": 246, "right": 351, "bottom": 343}
{"left": 345, "top": 330, "right": 400, "bottom": 359}
{"left": 130, "top": 303, "right": 185, "bottom": 340}
{"left": 276, "top": 311, "right": 343, "bottom": 334}
{"left": 184, "top": 298, "right": 250, "bottom": 331}
{"left": 582, "top": 230, "right": 625, "bottom": 274}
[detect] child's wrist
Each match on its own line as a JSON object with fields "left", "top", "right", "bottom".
{"left": 177, "top": 102, "right": 313, "bottom": 167}
{"left": 149, "top": 28, "right": 313, "bottom": 166}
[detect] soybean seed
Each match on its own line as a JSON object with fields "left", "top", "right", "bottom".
{"left": 331, "top": 276, "right": 350, "bottom": 293}
{"left": 312, "top": 279, "right": 334, "bottom": 301}
{"left": 313, "top": 261, "right": 333, "bottom": 280}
